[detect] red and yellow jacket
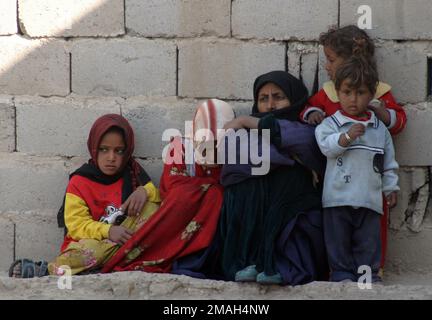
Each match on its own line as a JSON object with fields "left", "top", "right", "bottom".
{"left": 62, "top": 175, "right": 160, "bottom": 249}
{"left": 300, "top": 81, "right": 407, "bottom": 135}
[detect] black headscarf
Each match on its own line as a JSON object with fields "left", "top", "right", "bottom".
{"left": 251, "top": 71, "right": 308, "bottom": 120}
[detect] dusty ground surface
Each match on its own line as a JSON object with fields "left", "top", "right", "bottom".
{"left": 0, "top": 271, "right": 432, "bottom": 300}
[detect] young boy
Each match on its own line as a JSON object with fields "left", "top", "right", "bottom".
{"left": 315, "top": 57, "right": 399, "bottom": 283}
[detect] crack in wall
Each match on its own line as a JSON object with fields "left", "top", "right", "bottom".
{"left": 13, "top": 222, "right": 16, "bottom": 261}
{"left": 11, "top": 96, "right": 17, "bottom": 152}
{"left": 176, "top": 45, "right": 179, "bottom": 97}
{"left": 230, "top": 0, "right": 233, "bottom": 38}
{"left": 16, "top": 0, "right": 23, "bottom": 35}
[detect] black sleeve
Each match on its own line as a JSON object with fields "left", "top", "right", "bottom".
{"left": 258, "top": 114, "right": 282, "bottom": 148}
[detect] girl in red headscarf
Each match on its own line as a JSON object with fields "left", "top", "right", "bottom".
{"left": 9, "top": 114, "right": 160, "bottom": 277}
{"left": 101, "top": 99, "right": 235, "bottom": 273}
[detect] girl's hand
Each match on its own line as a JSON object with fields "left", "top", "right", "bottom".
{"left": 368, "top": 99, "right": 391, "bottom": 126}
{"left": 307, "top": 111, "right": 325, "bottom": 125}
{"left": 108, "top": 225, "right": 133, "bottom": 245}
{"left": 386, "top": 192, "right": 398, "bottom": 209}
{"left": 121, "top": 187, "right": 148, "bottom": 216}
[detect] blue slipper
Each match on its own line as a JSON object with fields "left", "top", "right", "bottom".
{"left": 235, "top": 265, "right": 258, "bottom": 282}
{"left": 256, "top": 272, "right": 283, "bottom": 285}
{"left": 8, "top": 259, "right": 48, "bottom": 278}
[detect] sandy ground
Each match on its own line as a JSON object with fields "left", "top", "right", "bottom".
{"left": 1, "top": 271, "right": 432, "bottom": 300}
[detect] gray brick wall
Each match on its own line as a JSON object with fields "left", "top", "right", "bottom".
{"left": 341, "top": 0, "right": 432, "bottom": 40}
{"left": 0, "top": 0, "right": 431, "bottom": 271}
{"left": 126, "top": 0, "right": 231, "bottom": 38}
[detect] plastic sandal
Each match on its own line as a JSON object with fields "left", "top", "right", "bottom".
{"left": 8, "top": 259, "right": 48, "bottom": 278}
{"left": 235, "top": 265, "right": 258, "bottom": 282}
{"left": 256, "top": 272, "right": 283, "bottom": 285}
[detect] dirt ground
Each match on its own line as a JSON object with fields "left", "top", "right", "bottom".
{"left": 1, "top": 271, "right": 432, "bottom": 300}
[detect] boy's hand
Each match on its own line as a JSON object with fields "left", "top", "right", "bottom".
{"left": 386, "top": 192, "right": 398, "bottom": 208}
{"left": 121, "top": 187, "right": 147, "bottom": 216}
{"left": 347, "top": 123, "right": 366, "bottom": 140}
{"left": 368, "top": 99, "right": 391, "bottom": 126}
{"left": 307, "top": 111, "right": 324, "bottom": 125}
{"left": 108, "top": 225, "right": 133, "bottom": 245}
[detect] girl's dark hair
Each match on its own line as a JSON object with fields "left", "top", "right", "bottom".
{"left": 334, "top": 56, "right": 379, "bottom": 95}
{"left": 320, "top": 25, "right": 376, "bottom": 68}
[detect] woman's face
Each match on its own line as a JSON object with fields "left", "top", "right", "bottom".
{"left": 324, "top": 46, "right": 346, "bottom": 81}
{"left": 97, "top": 131, "right": 126, "bottom": 176}
{"left": 257, "top": 82, "right": 291, "bottom": 113}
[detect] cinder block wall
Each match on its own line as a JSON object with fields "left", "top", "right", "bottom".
{"left": 0, "top": 0, "right": 431, "bottom": 276}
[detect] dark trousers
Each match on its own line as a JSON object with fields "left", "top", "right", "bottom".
{"left": 323, "top": 206, "right": 381, "bottom": 282}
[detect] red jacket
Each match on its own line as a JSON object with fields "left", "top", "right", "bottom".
{"left": 300, "top": 81, "right": 407, "bottom": 135}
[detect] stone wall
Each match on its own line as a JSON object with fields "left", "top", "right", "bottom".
{"left": 0, "top": 0, "right": 431, "bottom": 275}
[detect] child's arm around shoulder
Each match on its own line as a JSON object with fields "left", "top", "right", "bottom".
{"left": 372, "top": 83, "right": 407, "bottom": 135}
{"left": 300, "top": 90, "right": 327, "bottom": 124}
{"left": 381, "top": 90, "right": 406, "bottom": 135}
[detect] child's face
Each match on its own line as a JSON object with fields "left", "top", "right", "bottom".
{"left": 337, "top": 79, "right": 374, "bottom": 117}
{"left": 97, "top": 131, "right": 126, "bottom": 176}
{"left": 324, "top": 46, "right": 345, "bottom": 81}
{"left": 257, "top": 82, "right": 291, "bottom": 113}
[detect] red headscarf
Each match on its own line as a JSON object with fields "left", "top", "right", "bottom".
{"left": 86, "top": 114, "right": 148, "bottom": 190}
{"left": 57, "top": 114, "right": 150, "bottom": 229}
{"left": 87, "top": 114, "right": 134, "bottom": 167}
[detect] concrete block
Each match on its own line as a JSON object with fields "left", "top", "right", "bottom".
{"left": 126, "top": 0, "right": 230, "bottom": 37}
{"left": 72, "top": 39, "right": 176, "bottom": 97}
{"left": 18, "top": 0, "right": 124, "bottom": 37}
{"left": 179, "top": 39, "right": 285, "bottom": 99}
{"left": 136, "top": 159, "right": 164, "bottom": 187}
{"left": 318, "top": 45, "right": 330, "bottom": 89}
{"left": 122, "top": 97, "right": 197, "bottom": 159}
{"left": 287, "top": 48, "right": 301, "bottom": 80}
{"left": 393, "top": 104, "right": 432, "bottom": 166}
{"left": 232, "top": 0, "right": 338, "bottom": 41}
{"left": 300, "top": 52, "right": 320, "bottom": 96}
{"left": 0, "top": 153, "right": 70, "bottom": 212}
{"left": 16, "top": 95, "right": 121, "bottom": 156}
{"left": 0, "top": 96, "right": 15, "bottom": 152}
{"left": 0, "top": 0, "right": 17, "bottom": 35}
{"left": 0, "top": 36, "right": 69, "bottom": 96}
{"left": 340, "top": 0, "right": 432, "bottom": 40}
{"left": 12, "top": 212, "right": 64, "bottom": 263}
{"left": 288, "top": 43, "right": 319, "bottom": 95}
{"left": 387, "top": 229, "right": 432, "bottom": 274}
{"left": 390, "top": 167, "right": 430, "bottom": 231}
{"left": 0, "top": 217, "right": 14, "bottom": 272}
{"left": 231, "top": 101, "right": 253, "bottom": 117}
{"left": 376, "top": 42, "right": 427, "bottom": 104}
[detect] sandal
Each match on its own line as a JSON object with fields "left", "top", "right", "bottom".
{"left": 8, "top": 259, "right": 49, "bottom": 278}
